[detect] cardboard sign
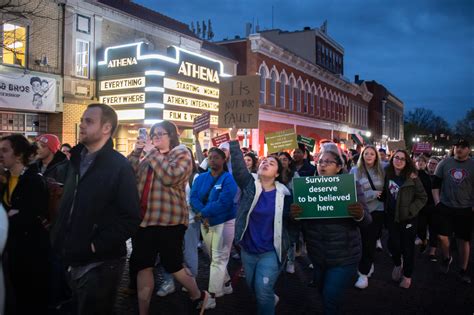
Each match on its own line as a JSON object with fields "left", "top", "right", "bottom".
{"left": 412, "top": 142, "right": 432, "bottom": 153}
{"left": 265, "top": 129, "right": 298, "bottom": 154}
{"left": 293, "top": 174, "right": 357, "bottom": 219}
{"left": 218, "top": 75, "right": 259, "bottom": 128}
{"left": 193, "top": 112, "right": 211, "bottom": 134}
{"left": 180, "top": 138, "right": 194, "bottom": 149}
{"left": 211, "top": 133, "right": 230, "bottom": 147}
{"left": 387, "top": 140, "right": 406, "bottom": 151}
{"left": 297, "top": 135, "right": 316, "bottom": 152}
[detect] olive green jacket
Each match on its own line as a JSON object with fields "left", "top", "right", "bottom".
{"left": 382, "top": 176, "right": 427, "bottom": 223}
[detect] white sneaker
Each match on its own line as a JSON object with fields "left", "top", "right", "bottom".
{"left": 308, "top": 263, "right": 314, "bottom": 269}
{"left": 286, "top": 262, "right": 295, "bottom": 274}
{"left": 274, "top": 294, "right": 279, "bottom": 306}
{"left": 392, "top": 265, "right": 403, "bottom": 282}
{"left": 156, "top": 280, "right": 175, "bottom": 297}
{"left": 205, "top": 296, "right": 216, "bottom": 310}
{"left": 215, "top": 283, "right": 233, "bottom": 298}
{"left": 368, "top": 264, "right": 375, "bottom": 278}
{"left": 376, "top": 239, "right": 383, "bottom": 251}
{"left": 354, "top": 274, "right": 368, "bottom": 289}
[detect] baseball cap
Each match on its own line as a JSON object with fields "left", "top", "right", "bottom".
{"left": 454, "top": 139, "right": 470, "bottom": 148}
{"left": 36, "top": 134, "right": 61, "bottom": 154}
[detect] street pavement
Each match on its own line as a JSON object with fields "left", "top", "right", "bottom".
{"left": 115, "top": 235, "right": 474, "bottom": 315}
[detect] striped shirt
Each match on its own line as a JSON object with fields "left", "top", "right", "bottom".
{"left": 129, "top": 144, "right": 192, "bottom": 227}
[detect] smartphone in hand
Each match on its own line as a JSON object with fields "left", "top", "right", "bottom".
{"left": 138, "top": 128, "right": 147, "bottom": 141}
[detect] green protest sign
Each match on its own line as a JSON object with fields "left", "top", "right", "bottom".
{"left": 181, "top": 138, "right": 194, "bottom": 149}
{"left": 297, "top": 135, "right": 316, "bottom": 152}
{"left": 293, "top": 173, "right": 357, "bottom": 219}
{"left": 265, "top": 129, "right": 298, "bottom": 154}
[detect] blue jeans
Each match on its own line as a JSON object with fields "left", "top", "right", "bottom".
{"left": 161, "top": 221, "right": 201, "bottom": 283}
{"left": 241, "top": 249, "right": 281, "bottom": 315}
{"left": 312, "top": 263, "right": 357, "bottom": 315}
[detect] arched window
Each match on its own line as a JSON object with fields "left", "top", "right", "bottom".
{"left": 270, "top": 70, "right": 277, "bottom": 106}
{"left": 279, "top": 73, "right": 286, "bottom": 108}
{"left": 304, "top": 83, "right": 310, "bottom": 113}
{"left": 316, "top": 87, "right": 322, "bottom": 117}
{"left": 310, "top": 86, "right": 316, "bottom": 115}
{"left": 296, "top": 80, "right": 302, "bottom": 112}
{"left": 259, "top": 66, "right": 267, "bottom": 104}
{"left": 323, "top": 90, "right": 328, "bottom": 117}
{"left": 289, "top": 77, "right": 295, "bottom": 110}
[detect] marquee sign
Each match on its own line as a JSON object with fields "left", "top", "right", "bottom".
{"left": 97, "top": 42, "right": 229, "bottom": 125}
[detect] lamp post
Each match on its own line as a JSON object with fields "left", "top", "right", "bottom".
{"left": 381, "top": 98, "right": 387, "bottom": 146}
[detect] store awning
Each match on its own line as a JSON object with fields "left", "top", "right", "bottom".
{"left": 350, "top": 133, "right": 363, "bottom": 146}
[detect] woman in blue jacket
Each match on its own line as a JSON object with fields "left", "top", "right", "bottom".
{"left": 191, "top": 147, "right": 238, "bottom": 310}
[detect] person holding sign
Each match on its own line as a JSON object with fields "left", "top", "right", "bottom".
{"left": 129, "top": 121, "right": 210, "bottom": 315}
{"left": 350, "top": 145, "right": 386, "bottom": 289}
{"left": 291, "top": 149, "right": 371, "bottom": 315}
{"left": 191, "top": 147, "right": 238, "bottom": 310}
{"left": 379, "top": 150, "right": 427, "bottom": 289}
{"left": 229, "top": 127, "right": 293, "bottom": 315}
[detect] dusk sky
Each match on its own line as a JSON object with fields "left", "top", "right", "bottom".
{"left": 136, "top": 0, "right": 473, "bottom": 126}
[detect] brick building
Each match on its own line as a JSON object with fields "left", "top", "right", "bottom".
{"left": 362, "top": 79, "right": 404, "bottom": 147}
{"left": 0, "top": 0, "right": 64, "bottom": 141}
{"left": 218, "top": 27, "right": 372, "bottom": 155}
{"left": 61, "top": 0, "right": 237, "bottom": 152}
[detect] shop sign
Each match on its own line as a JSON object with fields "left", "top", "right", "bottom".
{"left": 100, "top": 77, "right": 145, "bottom": 91}
{"left": 293, "top": 174, "right": 357, "bottom": 219}
{"left": 164, "top": 93, "right": 218, "bottom": 111}
{"left": 100, "top": 93, "right": 145, "bottom": 105}
{"left": 97, "top": 42, "right": 227, "bottom": 123}
{"left": 0, "top": 72, "right": 57, "bottom": 112}
{"left": 163, "top": 110, "right": 218, "bottom": 125}
{"left": 163, "top": 78, "right": 219, "bottom": 98}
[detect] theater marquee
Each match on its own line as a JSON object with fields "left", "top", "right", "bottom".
{"left": 97, "top": 42, "right": 228, "bottom": 125}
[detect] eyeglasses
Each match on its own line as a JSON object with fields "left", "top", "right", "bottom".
{"left": 317, "top": 159, "right": 337, "bottom": 166}
{"left": 151, "top": 132, "right": 168, "bottom": 138}
{"left": 393, "top": 156, "right": 406, "bottom": 162}
{"left": 428, "top": 161, "right": 438, "bottom": 165}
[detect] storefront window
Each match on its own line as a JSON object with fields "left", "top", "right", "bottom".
{"left": 75, "top": 39, "right": 90, "bottom": 78}
{"left": 2, "top": 23, "right": 27, "bottom": 67}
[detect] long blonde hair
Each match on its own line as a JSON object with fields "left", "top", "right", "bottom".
{"left": 356, "top": 145, "right": 384, "bottom": 179}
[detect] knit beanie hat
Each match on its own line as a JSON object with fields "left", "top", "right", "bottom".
{"left": 36, "top": 134, "right": 61, "bottom": 154}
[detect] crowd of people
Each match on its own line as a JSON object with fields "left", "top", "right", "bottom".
{"left": 0, "top": 103, "right": 472, "bottom": 315}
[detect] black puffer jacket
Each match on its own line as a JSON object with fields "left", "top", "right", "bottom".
{"left": 301, "top": 182, "right": 371, "bottom": 267}
{"left": 34, "top": 150, "right": 68, "bottom": 184}
{"left": 51, "top": 139, "right": 140, "bottom": 266}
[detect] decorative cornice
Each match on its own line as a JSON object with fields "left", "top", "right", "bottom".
{"left": 249, "top": 34, "right": 372, "bottom": 102}
{"left": 387, "top": 94, "right": 404, "bottom": 109}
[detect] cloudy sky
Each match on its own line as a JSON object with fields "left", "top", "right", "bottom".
{"left": 135, "top": 0, "right": 473, "bottom": 126}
